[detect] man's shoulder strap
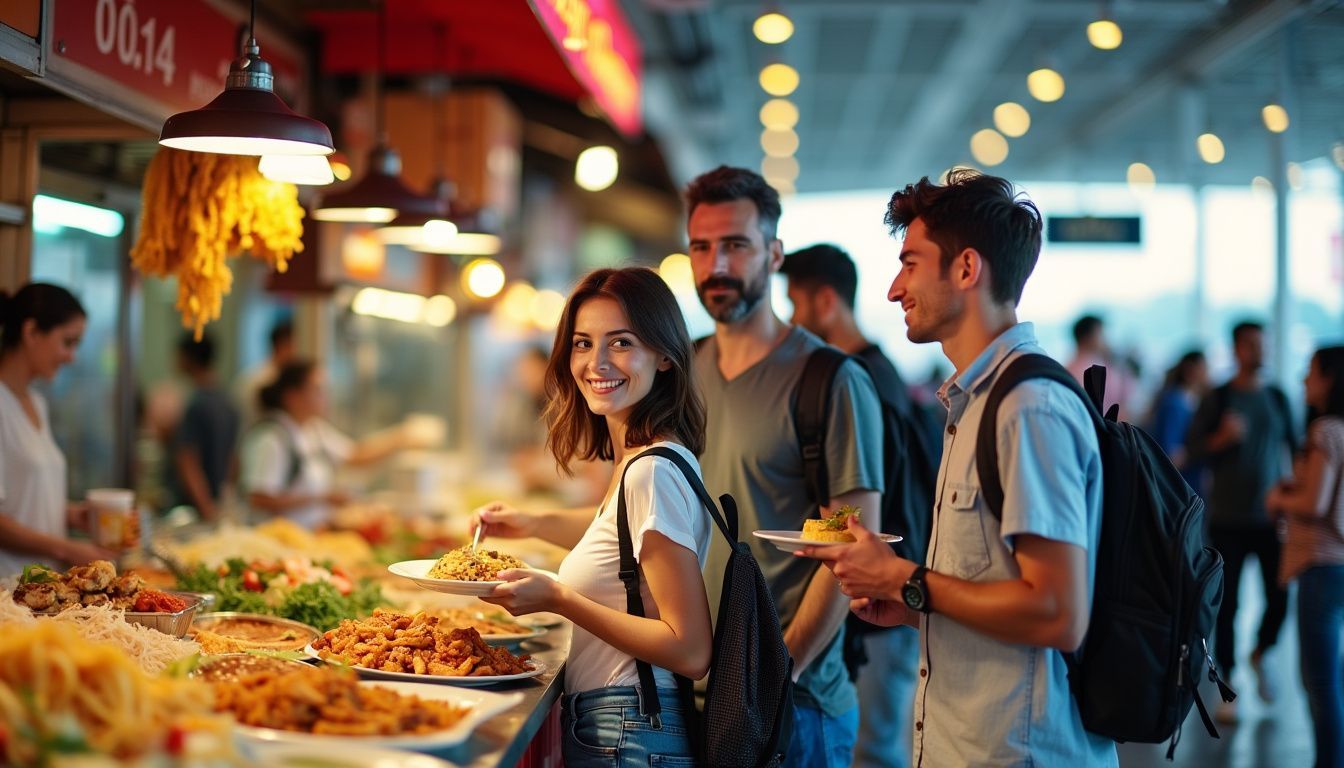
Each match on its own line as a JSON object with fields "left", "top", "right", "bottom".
{"left": 794, "top": 346, "right": 851, "bottom": 507}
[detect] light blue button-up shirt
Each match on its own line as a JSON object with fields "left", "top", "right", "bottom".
{"left": 912, "top": 322, "right": 1117, "bottom": 767}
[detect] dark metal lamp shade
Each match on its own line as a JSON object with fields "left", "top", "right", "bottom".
{"left": 312, "top": 146, "right": 440, "bottom": 224}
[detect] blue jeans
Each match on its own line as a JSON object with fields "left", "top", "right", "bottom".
{"left": 1299, "top": 565, "right": 1344, "bottom": 768}
{"left": 854, "top": 627, "right": 918, "bottom": 768}
{"left": 781, "top": 700, "right": 858, "bottom": 768}
{"left": 561, "top": 686, "right": 696, "bottom": 767}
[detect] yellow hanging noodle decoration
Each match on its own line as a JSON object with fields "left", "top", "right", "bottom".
{"left": 131, "top": 148, "right": 305, "bottom": 338}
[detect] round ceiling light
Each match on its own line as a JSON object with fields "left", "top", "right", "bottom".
{"left": 761, "top": 128, "right": 800, "bottom": 157}
{"left": 753, "top": 12, "right": 794, "bottom": 44}
{"left": 759, "top": 63, "right": 800, "bottom": 97}
{"left": 992, "top": 102, "right": 1031, "bottom": 138}
{"left": 1262, "top": 104, "right": 1290, "bottom": 133}
{"left": 1197, "top": 133, "right": 1225, "bottom": 164}
{"left": 575, "top": 146, "right": 619, "bottom": 191}
{"left": 1026, "top": 68, "right": 1065, "bottom": 102}
{"left": 1126, "top": 162, "right": 1156, "bottom": 189}
{"left": 760, "top": 99, "right": 799, "bottom": 130}
{"left": 1087, "top": 19, "right": 1123, "bottom": 50}
{"left": 761, "top": 155, "right": 800, "bottom": 182}
{"left": 970, "top": 129, "right": 1009, "bottom": 166}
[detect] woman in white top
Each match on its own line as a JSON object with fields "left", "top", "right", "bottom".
{"left": 240, "top": 359, "right": 418, "bottom": 529}
{"left": 473, "top": 267, "right": 712, "bottom": 767}
{"left": 0, "top": 283, "right": 114, "bottom": 576}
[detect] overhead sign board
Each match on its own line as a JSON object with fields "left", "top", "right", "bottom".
{"left": 528, "top": 0, "right": 643, "bottom": 137}
{"left": 1047, "top": 216, "right": 1142, "bottom": 245}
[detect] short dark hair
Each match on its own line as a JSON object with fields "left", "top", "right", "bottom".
{"left": 780, "top": 244, "right": 858, "bottom": 309}
{"left": 1165, "top": 349, "right": 1207, "bottom": 389}
{"left": 0, "top": 282, "right": 85, "bottom": 352}
{"left": 178, "top": 332, "right": 215, "bottom": 369}
{"left": 269, "top": 320, "right": 294, "bottom": 352}
{"left": 1072, "top": 315, "right": 1103, "bottom": 346}
{"left": 1232, "top": 321, "right": 1264, "bottom": 346}
{"left": 259, "top": 359, "right": 317, "bottom": 413}
{"left": 1312, "top": 346, "right": 1344, "bottom": 421}
{"left": 884, "top": 170, "right": 1042, "bottom": 305}
{"left": 684, "top": 165, "right": 782, "bottom": 242}
{"left": 543, "top": 268, "right": 706, "bottom": 474}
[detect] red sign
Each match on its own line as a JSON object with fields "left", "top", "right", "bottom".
{"left": 528, "top": 0, "right": 643, "bottom": 137}
{"left": 47, "top": 0, "right": 306, "bottom": 126}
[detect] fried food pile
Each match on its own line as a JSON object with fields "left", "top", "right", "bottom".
{"left": 425, "top": 608, "right": 535, "bottom": 637}
{"left": 11, "top": 561, "right": 173, "bottom": 612}
{"left": 311, "top": 609, "right": 534, "bottom": 677}
{"left": 427, "top": 546, "right": 525, "bottom": 581}
{"left": 212, "top": 665, "right": 469, "bottom": 735}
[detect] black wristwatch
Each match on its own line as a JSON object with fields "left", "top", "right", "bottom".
{"left": 902, "top": 566, "right": 932, "bottom": 613}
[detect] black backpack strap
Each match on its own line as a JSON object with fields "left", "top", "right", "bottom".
{"left": 615, "top": 446, "right": 736, "bottom": 727}
{"left": 1081, "top": 365, "right": 1118, "bottom": 422}
{"left": 975, "top": 354, "right": 1101, "bottom": 520}
{"left": 794, "top": 347, "right": 849, "bottom": 507}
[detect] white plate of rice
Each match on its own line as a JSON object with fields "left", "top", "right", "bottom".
{"left": 387, "top": 558, "right": 557, "bottom": 596}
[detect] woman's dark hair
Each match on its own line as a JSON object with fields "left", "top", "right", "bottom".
{"left": 543, "top": 268, "right": 706, "bottom": 475}
{"left": 0, "top": 283, "right": 86, "bottom": 352}
{"left": 1309, "top": 346, "right": 1344, "bottom": 423}
{"left": 884, "top": 169, "right": 1043, "bottom": 306}
{"left": 1163, "top": 350, "right": 1206, "bottom": 390}
{"left": 258, "top": 359, "right": 317, "bottom": 413}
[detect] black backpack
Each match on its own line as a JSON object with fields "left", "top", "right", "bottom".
{"left": 616, "top": 447, "right": 794, "bottom": 767}
{"left": 795, "top": 346, "right": 937, "bottom": 563}
{"left": 975, "top": 355, "right": 1235, "bottom": 758}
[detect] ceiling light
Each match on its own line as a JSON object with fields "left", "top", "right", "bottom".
{"left": 759, "top": 63, "right": 799, "bottom": 97}
{"left": 761, "top": 128, "right": 800, "bottom": 157}
{"left": 496, "top": 282, "right": 537, "bottom": 328}
{"left": 760, "top": 99, "right": 799, "bottom": 130}
{"left": 993, "top": 102, "right": 1031, "bottom": 138}
{"left": 32, "top": 194, "right": 124, "bottom": 238}
{"left": 1262, "top": 104, "right": 1290, "bottom": 133}
{"left": 159, "top": 0, "right": 332, "bottom": 156}
{"left": 328, "top": 152, "right": 352, "bottom": 181}
{"left": 761, "top": 155, "right": 800, "bottom": 182}
{"left": 1197, "top": 133, "right": 1225, "bottom": 164}
{"left": 530, "top": 289, "right": 567, "bottom": 331}
{"left": 462, "top": 258, "right": 506, "bottom": 299}
{"left": 1087, "top": 19, "right": 1123, "bottom": 50}
{"left": 412, "top": 208, "right": 502, "bottom": 256}
{"left": 1251, "top": 176, "right": 1274, "bottom": 193}
{"left": 311, "top": 146, "right": 418, "bottom": 223}
{"left": 1026, "top": 68, "right": 1065, "bottom": 102}
{"left": 259, "top": 155, "right": 335, "bottom": 186}
{"left": 659, "top": 253, "right": 694, "bottom": 294}
{"left": 1126, "top": 162, "right": 1155, "bottom": 189}
{"left": 970, "top": 129, "right": 1009, "bottom": 166}
{"left": 575, "top": 146, "right": 619, "bottom": 191}
{"left": 377, "top": 178, "right": 454, "bottom": 244}
{"left": 753, "top": 12, "right": 794, "bottom": 44}
{"left": 422, "top": 295, "right": 457, "bottom": 327}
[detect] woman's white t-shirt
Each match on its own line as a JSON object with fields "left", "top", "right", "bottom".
{"left": 0, "top": 386, "right": 67, "bottom": 576}
{"left": 240, "top": 413, "right": 353, "bottom": 530}
{"left": 557, "top": 442, "right": 711, "bottom": 694}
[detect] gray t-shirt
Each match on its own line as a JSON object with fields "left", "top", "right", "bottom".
{"left": 694, "top": 326, "right": 884, "bottom": 716}
{"left": 1186, "top": 384, "right": 1294, "bottom": 528}
{"left": 169, "top": 386, "right": 241, "bottom": 506}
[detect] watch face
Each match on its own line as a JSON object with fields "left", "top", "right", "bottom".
{"left": 902, "top": 583, "right": 925, "bottom": 611}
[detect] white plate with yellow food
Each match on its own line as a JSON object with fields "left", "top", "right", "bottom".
{"left": 754, "top": 505, "right": 899, "bottom": 553}
{"left": 306, "top": 643, "right": 548, "bottom": 687}
{"left": 421, "top": 607, "right": 548, "bottom": 646}
{"left": 229, "top": 678, "right": 522, "bottom": 750}
{"left": 388, "top": 546, "right": 556, "bottom": 596}
{"left": 753, "top": 530, "right": 902, "bottom": 553}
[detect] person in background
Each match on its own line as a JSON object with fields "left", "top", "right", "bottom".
{"left": 240, "top": 359, "right": 428, "bottom": 529}
{"left": 779, "top": 243, "right": 921, "bottom": 768}
{"left": 1150, "top": 350, "right": 1210, "bottom": 494}
{"left": 1066, "top": 314, "right": 1137, "bottom": 420}
{"left": 234, "top": 319, "right": 294, "bottom": 426}
{"left": 0, "top": 283, "right": 115, "bottom": 574}
{"left": 168, "top": 332, "right": 240, "bottom": 522}
{"left": 1185, "top": 320, "right": 1296, "bottom": 723}
{"left": 472, "top": 268, "right": 712, "bottom": 766}
{"left": 803, "top": 171, "right": 1116, "bottom": 766}
{"left": 1266, "top": 345, "right": 1344, "bottom": 768}
{"left": 687, "top": 166, "right": 885, "bottom": 768}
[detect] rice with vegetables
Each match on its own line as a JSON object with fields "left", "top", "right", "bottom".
{"left": 427, "top": 546, "right": 525, "bottom": 581}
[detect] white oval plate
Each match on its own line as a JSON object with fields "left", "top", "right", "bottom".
{"left": 387, "top": 561, "right": 558, "bottom": 596}
{"left": 244, "top": 741, "right": 461, "bottom": 767}
{"left": 232, "top": 680, "right": 523, "bottom": 750}
{"left": 516, "top": 611, "right": 564, "bottom": 628}
{"left": 305, "top": 644, "right": 547, "bottom": 687}
{"left": 752, "top": 529, "right": 902, "bottom": 553}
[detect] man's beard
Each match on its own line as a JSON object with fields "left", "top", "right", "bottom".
{"left": 697, "top": 273, "right": 766, "bottom": 323}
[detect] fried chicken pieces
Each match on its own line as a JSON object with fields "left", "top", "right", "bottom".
{"left": 311, "top": 609, "right": 533, "bottom": 677}
{"left": 12, "top": 561, "right": 151, "bottom": 611}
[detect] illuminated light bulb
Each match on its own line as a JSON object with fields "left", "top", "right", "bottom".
{"left": 759, "top": 63, "right": 799, "bottom": 97}
{"left": 329, "top": 154, "right": 352, "bottom": 182}
{"left": 761, "top": 155, "right": 800, "bottom": 182}
{"left": 1262, "top": 104, "right": 1290, "bottom": 133}
{"left": 753, "top": 12, "right": 794, "bottom": 44}
{"left": 969, "top": 129, "right": 1009, "bottom": 166}
{"left": 659, "top": 253, "right": 694, "bottom": 294}
{"left": 1087, "top": 19, "right": 1123, "bottom": 50}
{"left": 1251, "top": 176, "right": 1273, "bottom": 193}
{"left": 462, "top": 258, "right": 506, "bottom": 300}
{"left": 530, "top": 289, "right": 567, "bottom": 331}
{"left": 259, "top": 155, "right": 334, "bottom": 186}
{"left": 421, "top": 219, "right": 458, "bottom": 249}
{"left": 1126, "top": 162, "right": 1156, "bottom": 189}
{"left": 422, "top": 295, "right": 457, "bottom": 327}
{"left": 497, "top": 282, "right": 538, "bottom": 328}
{"left": 1027, "top": 68, "right": 1065, "bottom": 102}
{"left": 575, "top": 146, "right": 619, "bottom": 191}
{"left": 761, "top": 128, "right": 800, "bottom": 157}
{"left": 992, "top": 102, "right": 1031, "bottom": 138}
{"left": 760, "top": 99, "right": 799, "bottom": 130}
{"left": 1197, "top": 133, "right": 1225, "bottom": 164}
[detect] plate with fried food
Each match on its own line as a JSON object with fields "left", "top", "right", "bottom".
{"left": 754, "top": 505, "right": 899, "bottom": 553}
{"left": 214, "top": 664, "right": 522, "bottom": 749}
{"left": 422, "top": 607, "right": 547, "bottom": 646}
{"left": 388, "top": 547, "right": 555, "bottom": 596}
{"left": 306, "top": 609, "right": 546, "bottom": 686}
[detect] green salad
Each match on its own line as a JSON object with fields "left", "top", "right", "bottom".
{"left": 175, "top": 557, "right": 383, "bottom": 631}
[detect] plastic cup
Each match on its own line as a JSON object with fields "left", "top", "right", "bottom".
{"left": 88, "top": 488, "right": 137, "bottom": 549}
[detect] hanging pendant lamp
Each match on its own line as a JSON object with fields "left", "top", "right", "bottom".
{"left": 313, "top": 0, "right": 439, "bottom": 224}
{"left": 159, "top": 0, "right": 333, "bottom": 156}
